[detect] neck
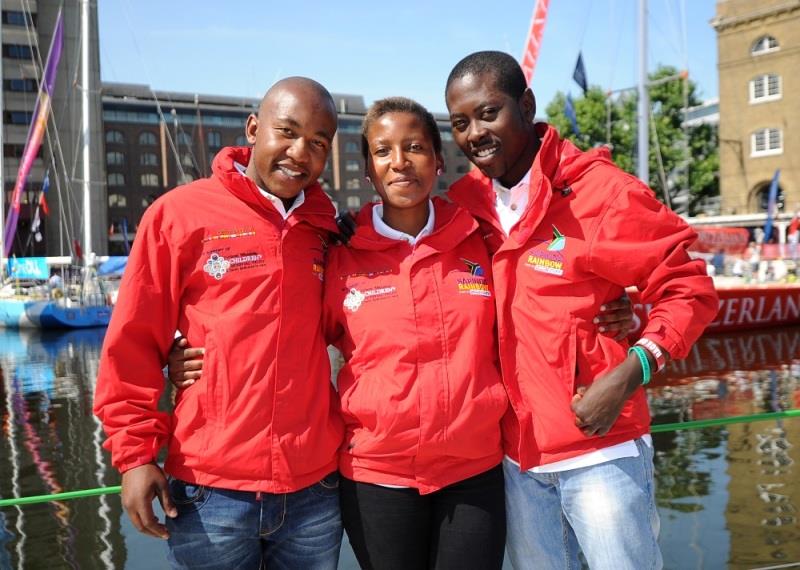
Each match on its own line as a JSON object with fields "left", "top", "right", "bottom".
{"left": 498, "top": 129, "right": 541, "bottom": 188}
{"left": 382, "top": 201, "right": 430, "bottom": 238}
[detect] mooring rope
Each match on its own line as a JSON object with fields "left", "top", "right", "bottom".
{"left": 1, "top": 409, "right": 798, "bottom": 508}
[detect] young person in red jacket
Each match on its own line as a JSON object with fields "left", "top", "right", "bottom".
{"left": 93, "top": 78, "right": 345, "bottom": 569}
{"left": 445, "top": 51, "right": 718, "bottom": 570}
{"left": 325, "top": 97, "right": 508, "bottom": 569}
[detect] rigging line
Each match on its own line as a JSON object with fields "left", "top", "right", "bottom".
{"left": 663, "top": 0, "right": 683, "bottom": 63}
{"left": 120, "top": 0, "right": 187, "bottom": 180}
{"left": 679, "top": 0, "right": 688, "bottom": 74}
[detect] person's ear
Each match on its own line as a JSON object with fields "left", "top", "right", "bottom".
{"left": 519, "top": 88, "right": 536, "bottom": 123}
{"left": 245, "top": 113, "right": 258, "bottom": 145}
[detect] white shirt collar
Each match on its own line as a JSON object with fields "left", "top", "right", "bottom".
{"left": 492, "top": 169, "right": 531, "bottom": 198}
{"left": 492, "top": 170, "right": 531, "bottom": 236}
{"left": 372, "top": 200, "right": 435, "bottom": 246}
{"left": 234, "top": 161, "right": 305, "bottom": 219}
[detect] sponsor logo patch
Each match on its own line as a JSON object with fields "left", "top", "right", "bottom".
{"left": 343, "top": 286, "right": 397, "bottom": 312}
{"left": 204, "top": 253, "right": 231, "bottom": 280}
{"left": 202, "top": 228, "right": 257, "bottom": 243}
{"left": 525, "top": 226, "right": 566, "bottom": 276}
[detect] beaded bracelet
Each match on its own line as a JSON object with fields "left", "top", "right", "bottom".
{"left": 628, "top": 345, "right": 652, "bottom": 385}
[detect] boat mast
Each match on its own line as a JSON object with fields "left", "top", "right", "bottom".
{"left": 637, "top": 0, "right": 649, "bottom": 185}
{"left": 0, "top": 7, "right": 5, "bottom": 277}
{"left": 80, "top": 0, "right": 92, "bottom": 257}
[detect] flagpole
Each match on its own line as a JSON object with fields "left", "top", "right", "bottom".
{"left": 637, "top": 0, "right": 649, "bottom": 184}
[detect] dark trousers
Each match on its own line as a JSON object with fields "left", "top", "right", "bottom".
{"left": 340, "top": 464, "right": 506, "bottom": 570}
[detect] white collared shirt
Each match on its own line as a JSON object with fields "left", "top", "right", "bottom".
{"left": 372, "top": 201, "right": 435, "bottom": 246}
{"left": 234, "top": 161, "right": 305, "bottom": 219}
{"left": 493, "top": 170, "right": 531, "bottom": 235}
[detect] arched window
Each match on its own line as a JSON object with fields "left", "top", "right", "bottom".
{"left": 107, "top": 173, "right": 125, "bottom": 186}
{"left": 140, "top": 173, "right": 160, "bottom": 187}
{"left": 750, "top": 74, "right": 781, "bottom": 103}
{"left": 177, "top": 132, "right": 192, "bottom": 146}
{"left": 180, "top": 153, "right": 195, "bottom": 168}
{"left": 105, "top": 130, "right": 125, "bottom": 144}
{"left": 346, "top": 196, "right": 361, "bottom": 209}
{"left": 751, "top": 35, "right": 779, "bottom": 55}
{"left": 139, "top": 131, "right": 157, "bottom": 145}
{"left": 345, "top": 141, "right": 359, "bottom": 153}
{"left": 140, "top": 152, "right": 158, "bottom": 166}
{"left": 179, "top": 173, "right": 195, "bottom": 184}
{"left": 751, "top": 128, "right": 782, "bottom": 157}
{"left": 346, "top": 178, "right": 361, "bottom": 190}
{"left": 106, "top": 151, "right": 125, "bottom": 166}
{"left": 207, "top": 131, "right": 221, "bottom": 148}
{"left": 345, "top": 159, "right": 360, "bottom": 172}
{"left": 108, "top": 193, "right": 127, "bottom": 207}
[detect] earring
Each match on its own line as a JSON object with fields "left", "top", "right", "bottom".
{"left": 436, "top": 168, "right": 443, "bottom": 176}
{"left": 365, "top": 176, "right": 371, "bottom": 184}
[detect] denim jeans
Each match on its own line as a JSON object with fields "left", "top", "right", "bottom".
{"left": 165, "top": 472, "right": 342, "bottom": 570}
{"left": 504, "top": 438, "right": 662, "bottom": 570}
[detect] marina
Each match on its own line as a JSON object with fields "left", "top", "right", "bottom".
{"left": 0, "top": 326, "right": 798, "bottom": 568}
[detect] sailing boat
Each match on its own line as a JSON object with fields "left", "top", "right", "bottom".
{"left": 0, "top": 7, "right": 112, "bottom": 329}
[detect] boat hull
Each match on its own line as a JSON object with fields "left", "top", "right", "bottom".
{"left": 0, "top": 298, "right": 111, "bottom": 329}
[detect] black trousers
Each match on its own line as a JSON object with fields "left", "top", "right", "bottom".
{"left": 340, "top": 464, "right": 506, "bottom": 570}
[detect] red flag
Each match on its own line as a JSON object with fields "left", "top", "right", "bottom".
{"left": 520, "top": 0, "right": 551, "bottom": 85}
{"left": 73, "top": 239, "right": 83, "bottom": 261}
{"left": 789, "top": 212, "right": 799, "bottom": 237}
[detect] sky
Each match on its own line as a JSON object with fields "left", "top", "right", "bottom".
{"left": 98, "top": 0, "right": 719, "bottom": 116}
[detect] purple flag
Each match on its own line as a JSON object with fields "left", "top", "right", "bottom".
{"left": 4, "top": 10, "right": 64, "bottom": 256}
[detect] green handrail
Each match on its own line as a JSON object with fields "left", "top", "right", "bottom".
{"left": 1, "top": 409, "right": 798, "bottom": 509}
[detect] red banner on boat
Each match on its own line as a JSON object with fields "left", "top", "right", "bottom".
{"left": 690, "top": 226, "right": 750, "bottom": 254}
{"left": 520, "top": 0, "right": 551, "bottom": 85}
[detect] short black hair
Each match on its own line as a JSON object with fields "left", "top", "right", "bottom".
{"left": 361, "top": 97, "right": 442, "bottom": 162}
{"left": 445, "top": 51, "right": 528, "bottom": 100}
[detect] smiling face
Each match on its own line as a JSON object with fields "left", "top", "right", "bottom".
{"left": 365, "top": 111, "right": 443, "bottom": 212}
{"left": 446, "top": 71, "right": 538, "bottom": 187}
{"left": 245, "top": 80, "right": 337, "bottom": 200}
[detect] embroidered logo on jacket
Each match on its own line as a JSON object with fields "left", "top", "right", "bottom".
{"left": 461, "top": 258, "right": 485, "bottom": 276}
{"left": 343, "top": 286, "right": 397, "bottom": 312}
{"left": 204, "top": 253, "right": 231, "bottom": 280}
{"left": 202, "top": 228, "right": 257, "bottom": 243}
{"left": 454, "top": 259, "right": 491, "bottom": 297}
{"left": 525, "top": 226, "right": 566, "bottom": 277}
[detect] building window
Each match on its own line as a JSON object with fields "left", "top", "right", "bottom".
{"left": 106, "top": 151, "right": 125, "bottom": 166}
{"left": 2, "top": 11, "right": 35, "bottom": 26}
{"left": 751, "top": 35, "right": 779, "bottom": 56}
{"left": 177, "top": 132, "right": 192, "bottom": 146}
{"left": 179, "top": 173, "right": 195, "bottom": 184}
{"left": 107, "top": 173, "right": 125, "bottom": 187}
{"left": 345, "top": 141, "right": 359, "bottom": 153}
{"left": 140, "top": 152, "right": 158, "bottom": 166}
{"left": 4, "top": 144, "right": 40, "bottom": 159}
{"left": 207, "top": 131, "right": 221, "bottom": 148}
{"left": 4, "top": 78, "right": 37, "bottom": 92}
{"left": 235, "top": 135, "right": 248, "bottom": 146}
{"left": 346, "top": 178, "right": 361, "bottom": 190}
{"left": 751, "top": 128, "right": 782, "bottom": 157}
{"left": 346, "top": 196, "right": 361, "bottom": 209}
{"left": 208, "top": 151, "right": 218, "bottom": 166}
{"left": 750, "top": 74, "right": 781, "bottom": 103}
{"left": 180, "top": 153, "right": 195, "bottom": 168}
{"left": 141, "top": 173, "right": 159, "bottom": 187}
{"left": 139, "top": 131, "right": 157, "bottom": 145}
{"left": 2, "top": 44, "right": 36, "bottom": 60}
{"left": 4, "top": 111, "right": 33, "bottom": 125}
{"left": 106, "top": 130, "right": 125, "bottom": 144}
{"left": 345, "top": 159, "right": 360, "bottom": 172}
{"left": 108, "top": 193, "right": 127, "bottom": 208}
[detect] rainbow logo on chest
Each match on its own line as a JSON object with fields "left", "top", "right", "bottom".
{"left": 525, "top": 226, "right": 566, "bottom": 277}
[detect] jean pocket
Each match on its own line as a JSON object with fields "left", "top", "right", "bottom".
{"left": 168, "top": 478, "right": 211, "bottom": 510}
{"left": 310, "top": 472, "right": 340, "bottom": 498}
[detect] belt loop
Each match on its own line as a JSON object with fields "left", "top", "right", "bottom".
{"left": 255, "top": 491, "right": 263, "bottom": 501}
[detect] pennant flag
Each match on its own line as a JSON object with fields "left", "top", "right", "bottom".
{"left": 73, "top": 238, "right": 83, "bottom": 262}
{"left": 573, "top": 52, "right": 588, "bottom": 94}
{"left": 763, "top": 169, "right": 781, "bottom": 243}
{"left": 564, "top": 94, "right": 580, "bottom": 136}
{"left": 38, "top": 171, "right": 50, "bottom": 216}
{"left": 121, "top": 218, "right": 130, "bottom": 255}
{"left": 520, "top": 0, "right": 551, "bottom": 85}
{"left": 28, "top": 172, "right": 51, "bottom": 245}
{"left": 3, "top": 11, "right": 64, "bottom": 256}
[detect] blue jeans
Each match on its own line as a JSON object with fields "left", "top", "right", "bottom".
{"left": 166, "top": 473, "right": 342, "bottom": 570}
{"left": 504, "top": 438, "right": 662, "bottom": 570}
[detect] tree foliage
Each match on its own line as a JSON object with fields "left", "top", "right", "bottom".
{"left": 544, "top": 65, "right": 718, "bottom": 215}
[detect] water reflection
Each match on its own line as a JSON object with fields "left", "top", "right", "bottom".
{"left": 0, "top": 326, "right": 797, "bottom": 569}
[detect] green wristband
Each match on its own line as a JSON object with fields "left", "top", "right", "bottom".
{"left": 628, "top": 345, "right": 651, "bottom": 385}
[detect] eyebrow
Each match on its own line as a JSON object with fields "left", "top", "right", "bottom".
{"left": 275, "top": 116, "right": 333, "bottom": 142}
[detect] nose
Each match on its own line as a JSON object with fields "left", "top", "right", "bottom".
{"left": 286, "top": 137, "right": 310, "bottom": 164}
{"left": 466, "top": 121, "right": 488, "bottom": 145}
{"left": 389, "top": 148, "right": 409, "bottom": 170}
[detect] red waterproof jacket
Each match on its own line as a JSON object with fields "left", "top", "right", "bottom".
{"left": 448, "top": 124, "right": 718, "bottom": 469}
{"left": 94, "top": 147, "right": 343, "bottom": 493}
{"left": 323, "top": 198, "right": 507, "bottom": 493}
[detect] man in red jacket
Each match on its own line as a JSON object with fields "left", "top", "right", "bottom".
{"left": 445, "top": 51, "right": 718, "bottom": 569}
{"left": 94, "top": 77, "right": 344, "bottom": 569}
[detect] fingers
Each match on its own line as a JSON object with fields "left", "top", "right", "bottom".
{"left": 180, "top": 348, "right": 205, "bottom": 360}
{"left": 123, "top": 495, "right": 168, "bottom": 539}
{"left": 157, "top": 477, "right": 178, "bottom": 520}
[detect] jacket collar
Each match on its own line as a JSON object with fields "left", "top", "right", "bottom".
{"left": 212, "top": 146, "right": 338, "bottom": 234}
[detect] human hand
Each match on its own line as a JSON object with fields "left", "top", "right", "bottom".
{"left": 570, "top": 355, "right": 642, "bottom": 436}
{"left": 121, "top": 463, "right": 177, "bottom": 539}
{"left": 334, "top": 210, "right": 357, "bottom": 245}
{"left": 594, "top": 295, "right": 635, "bottom": 341}
{"left": 167, "top": 337, "right": 204, "bottom": 388}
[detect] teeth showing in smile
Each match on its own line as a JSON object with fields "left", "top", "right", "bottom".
{"left": 278, "top": 165, "right": 304, "bottom": 178}
{"left": 473, "top": 145, "right": 499, "bottom": 158}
